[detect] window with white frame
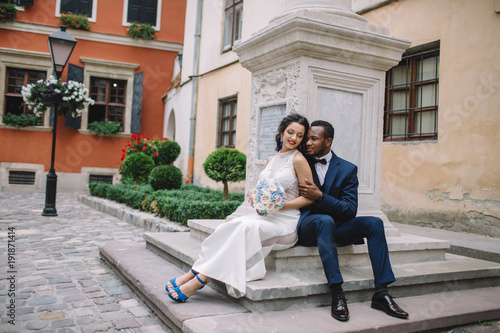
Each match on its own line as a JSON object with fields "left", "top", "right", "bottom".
{"left": 79, "top": 57, "right": 139, "bottom": 134}
{"left": 0, "top": 48, "right": 52, "bottom": 127}
{"left": 4, "top": 67, "right": 46, "bottom": 125}
{"left": 126, "top": 0, "right": 159, "bottom": 26}
{"left": 222, "top": 0, "right": 243, "bottom": 52}
{"left": 56, "top": 0, "right": 97, "bottom": 20}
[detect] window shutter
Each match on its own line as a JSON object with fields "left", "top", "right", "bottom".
{"left": 64, "top": 63, "right": 84, "bottom": 129}
{"left": 144, "top": 0, "right": 158, "bottom": 25}
{"left": 78, "top": 0, "right": 93, "bottom": 16}
{"left": 127, "top": 0, "right": 141, "bottom": 22}
{"left": 131, "top": 72, "right": 143, "bottom": 133}
{"left": 60, "top": 0, "right": 77, "bottom": 14}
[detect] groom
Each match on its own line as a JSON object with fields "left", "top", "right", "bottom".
{"left": 297, "top": 120, "right": 408, "bottom": 322}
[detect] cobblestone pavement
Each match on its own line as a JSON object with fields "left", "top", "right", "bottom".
{"left": 0, "top": 191, "right": 172, "bottom": 333}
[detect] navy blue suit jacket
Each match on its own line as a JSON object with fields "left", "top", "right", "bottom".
{"left": 298, "top": 151, "right": 359, "bottom": 228}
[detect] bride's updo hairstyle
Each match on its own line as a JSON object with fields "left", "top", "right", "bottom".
{"left": 275, "top": 113, "right": 310, "bottom": 154}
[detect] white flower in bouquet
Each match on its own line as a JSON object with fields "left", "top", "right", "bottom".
{"left": 251, "top": 178, "right": 285, "bottom": 216}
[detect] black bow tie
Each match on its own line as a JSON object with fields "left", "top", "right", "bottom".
{"left": 314, "top": 158, "right": 327, "bottom": 165}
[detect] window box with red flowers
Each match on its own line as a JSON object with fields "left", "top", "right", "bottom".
{"left": 59, "top": 12, "right": 92, "bottom": 31}
{"left": 0, "top": 3, "right": 18, "bottom": 23}
{"left": 127, "top": 23, "right": 156, "bottom": 40}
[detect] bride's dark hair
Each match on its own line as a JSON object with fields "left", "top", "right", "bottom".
{"left": 275, "top": 113, "right": 310, "bottom": 154}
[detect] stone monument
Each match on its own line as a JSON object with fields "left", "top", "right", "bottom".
{"left": 234, "top": 0, "right": 411, "bottom": 235}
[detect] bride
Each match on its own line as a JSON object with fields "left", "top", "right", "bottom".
{"left": 167, "top": 113, "right": 314, "bottom": 301}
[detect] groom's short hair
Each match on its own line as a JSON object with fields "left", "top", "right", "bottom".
{"left": 311, "top": 120, "right": 334, "bottom": 140}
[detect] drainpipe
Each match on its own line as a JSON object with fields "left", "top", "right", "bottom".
{"left": 185, "top": 0, "right": 203, "bottom": 184}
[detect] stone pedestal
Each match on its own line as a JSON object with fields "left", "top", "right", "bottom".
{"left": 233, "top": 0, "right": 411, "bottom": 235}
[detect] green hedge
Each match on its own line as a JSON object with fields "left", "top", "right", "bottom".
{"left": 89, "top": 182, "right": 243, "bottom": 225}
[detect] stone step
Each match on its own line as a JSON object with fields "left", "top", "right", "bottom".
{"left": 144, "top": 231, "right": 500, "bottom": 313}
{"left": 99, "top": 241, "right": 500, "bottom": 333}
{"left": 150, "top": 224, "right": 450, "bottom": 272}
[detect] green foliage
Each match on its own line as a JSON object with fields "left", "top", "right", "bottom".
{"left": 149, "top": 165, "right": 183, "bottom": 191}
{"left": 154, "top": 140, "right": 181, "bottom": 165}
{"left": 87, "top": 120, "right": 122, "bottom": 135}
{"left": 60, "top": 12, "right": 92, "bottom": 31}
{"left": 120, "top": 153, "right": 155, "bottom": 184}
{"left": 0, "top": 3, "right": 18, "bottom": 24}
{"left": 89, "top": 183, "right": 244, "bottom": 225}
{"left": 203, "top": 148, "right": 246, "bottom": 183}
{"left": 127, "top": 23, "right": 156, "bottom": 40}
{"left": 2, "top": 113, "right": 41, "bottom": 127}
{"left": 203, "top": 148, "right": 246, "bottom": 200}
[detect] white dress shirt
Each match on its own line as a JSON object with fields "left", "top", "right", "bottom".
{"left": 314, "top": 151, "right": 332, "bottom": 186}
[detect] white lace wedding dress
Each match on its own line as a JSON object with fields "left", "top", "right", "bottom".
{"left": 192, "top": 149, "right": 301, "bottom": 298}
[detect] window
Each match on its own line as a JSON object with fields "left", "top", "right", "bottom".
{"left": 88, "top": 77, "right": 127, "bottom": 129}
{"left": 222, "top": 0, "right": 243, "bottom": 52}
{"left": 60, "top": 0, "right": 93, "bottom": 17}
{"left": 127, "top": 0, "right": 158, "bottom": 26}
{"left": 384, "top": 41, "right": 440, "bottom": 141}
{"left": 218, "top": 98, "right": 237, "bottom": 148}
{"left": 4, "top": 67, "right": 46, "bottom": 125}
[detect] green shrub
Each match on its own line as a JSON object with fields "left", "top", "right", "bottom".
{"left": 87, "top": 120, "right": 122, "bottom": 135}
{"left": 88, "top": 182, "right": 244, "bottom": 225}
{"left": 149, "top": 165, "right": 183, "bottom": 191}
{"left": 120, "top": 153, "right": 155, "bottom": 184}
{"left": 89, "top": 182, "right": 111, "bottom": 198}
{"left": 154, "top": 140, "right": 181, "bottom": 165}
{"left": 3, "top": 113, "right": 41, "bottom": 127}
{"left": 203, "top": 148, "right": 246, "bottom": 201}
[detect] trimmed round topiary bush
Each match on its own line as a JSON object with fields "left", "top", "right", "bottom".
{"left": 120, "top": 153, "right": 155, "bottom": 184}
{"left": 154, "top": 140, "right": 181, "bottom": 165}
{"left": 149, "top": 165, "right": 183, "bottom": 190}
{"left": 203, "top": 147, "right": 246, "bottom": 201}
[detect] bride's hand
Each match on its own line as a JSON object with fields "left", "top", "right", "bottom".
{"left": 248, "top": 195, "right": 254, "bottom": 207}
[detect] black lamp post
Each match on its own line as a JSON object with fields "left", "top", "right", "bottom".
{"left": 42, "top": 25, "right": 77, "bottom": 216}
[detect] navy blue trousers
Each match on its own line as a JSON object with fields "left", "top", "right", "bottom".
{"left": 297, "top": 214, "right": 395, "bottom": 287}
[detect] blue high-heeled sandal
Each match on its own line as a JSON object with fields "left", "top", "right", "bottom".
{"left": 167, "top": 274, "right": 208, "bottom": 302}
{"left": 165, "top": 269, "right": 205, "bottom": 291}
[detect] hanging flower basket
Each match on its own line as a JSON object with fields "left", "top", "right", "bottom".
{"left": 22, "top": 75, "right": 94, "bottom": 117}
{"left": 0, "top": 3, "right": 18, "bottom": 23}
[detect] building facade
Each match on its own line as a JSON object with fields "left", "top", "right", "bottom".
{"left": 0, "top": 0, "right": 185, "bottom": 191}
{"left": 167, "top": 0, "right": 499, "bottom": 236}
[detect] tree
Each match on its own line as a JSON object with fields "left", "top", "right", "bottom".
{"left": 203, "top": 148, "right": 246, "bottom": 201}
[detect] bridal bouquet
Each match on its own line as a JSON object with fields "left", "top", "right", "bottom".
{"left": 250, "top": 178, "right": 285, "bottom": 216}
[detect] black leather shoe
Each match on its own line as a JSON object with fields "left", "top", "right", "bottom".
{"left": 331, "top": 296, "right": 349, "bottom": 321}
{"left": 371, "top": 293, "right": 409, "bottom": 319}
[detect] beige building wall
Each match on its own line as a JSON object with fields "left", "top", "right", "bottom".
{"left": 193, "top": 64, "right": 252, "bottom": 192}
{"left": 361, "top": 0, "right": 500, "bottom": 236}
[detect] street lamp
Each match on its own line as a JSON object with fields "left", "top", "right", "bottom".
{"left": 42, "top": 25, "right": 77, "bottom": 216}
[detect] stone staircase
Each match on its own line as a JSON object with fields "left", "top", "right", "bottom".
{"left": 141, "top": 219, "right": 500, "bottom": 314}
{"left": 98, "top": 214, "right": 500, "bottom": 332}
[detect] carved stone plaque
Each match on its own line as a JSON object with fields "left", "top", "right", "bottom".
{"left": 258, "top": 104, "right": 286, "bottom": 160}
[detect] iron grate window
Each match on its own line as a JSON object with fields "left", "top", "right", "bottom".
{"left": 89, "top": 174, "right": 113, "bottom": 184}
{"left": 9, "top": 171, "right": 36, "bottom": 185}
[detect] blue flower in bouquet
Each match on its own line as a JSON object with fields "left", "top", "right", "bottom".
{"left": 250, "top": 178, "right": 285, "bottom": 215}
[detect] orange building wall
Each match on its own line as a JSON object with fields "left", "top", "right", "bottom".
{"left": 14, "top": 1, "right": 186, "bottom": 43}
{"left": 0, "top": 1, "right": 185, "bottom": 174}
